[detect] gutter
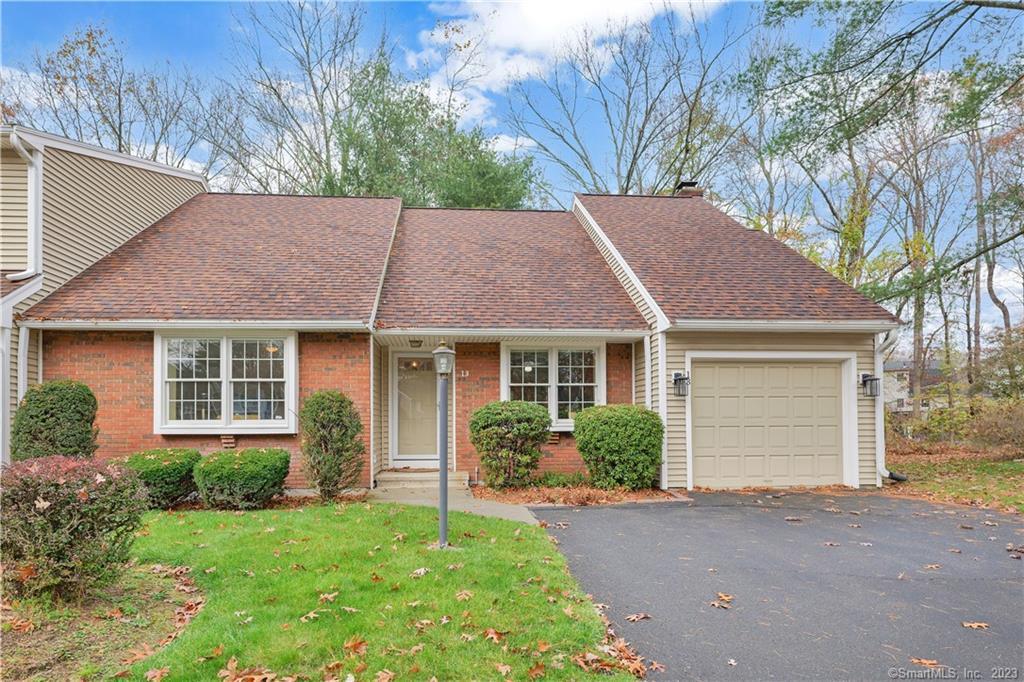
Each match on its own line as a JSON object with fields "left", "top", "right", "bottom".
{"left": 6, "top": 130, "right": 43, "bottom": 282}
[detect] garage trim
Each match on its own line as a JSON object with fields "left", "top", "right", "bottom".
{"left": 683, "top": 350, "right": 860, "bottom": 490}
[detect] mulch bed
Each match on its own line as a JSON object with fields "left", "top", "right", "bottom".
{"left": 472, "top": 485, "right": 676, "bottom": 506}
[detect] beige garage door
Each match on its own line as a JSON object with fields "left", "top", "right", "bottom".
{"left": 691, "top": 361, "right": 843, "bottom": 488}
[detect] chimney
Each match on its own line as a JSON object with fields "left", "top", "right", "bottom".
{"left": 673, "top": 180, "right": 703, "bottom": 197}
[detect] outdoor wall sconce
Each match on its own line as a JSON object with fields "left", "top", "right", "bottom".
{"left": 673, "top": 371, "right": 690, "bottom": 397}
{"left": 861, "top": 373, "right": 881, "bottom": 398}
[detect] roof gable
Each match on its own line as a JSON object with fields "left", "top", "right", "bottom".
{"left": 575, "top": 193, "right": 898, "bottom": 324}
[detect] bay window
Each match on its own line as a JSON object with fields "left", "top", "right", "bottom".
{"left": 501, "top": 343, "right": 606, "bottom": 430}
{"left": 154, "top": 332, "right": 297, "bottom": 434}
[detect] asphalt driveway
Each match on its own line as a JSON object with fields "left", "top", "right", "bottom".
{"left": 533, "top": 492, "right": 1024, "bottom": 681}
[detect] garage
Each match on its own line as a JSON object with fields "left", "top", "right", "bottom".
{"left": 690, "top": 361, "right": 844, "bottom": 488}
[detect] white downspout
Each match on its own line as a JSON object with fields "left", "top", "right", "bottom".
{"left": 17, "top": 326, "right": 29, "bottom": 401}
{"left": 1, "top": 326, "right": 9, "bottom": 464}
{"left": 7, "top": 130, "right": 43, "bottom": 282}
{"left": 643, "top": 335, "right": 652, "bottom": 410}
{"left": 875, "top": 331, "right": 899, "bottom": 484}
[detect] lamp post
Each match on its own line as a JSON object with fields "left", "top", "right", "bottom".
{"left": 432, "top": 342, "right": 455, "bottom": 548}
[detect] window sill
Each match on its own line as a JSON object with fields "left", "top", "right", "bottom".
{"left": 155, "top": 423, "right": 297, "bottom": 436}
{"left": 550, "top": 422, "right": 575, "bottom": 433}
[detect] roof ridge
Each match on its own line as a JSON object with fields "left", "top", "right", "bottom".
{"left": 203, "top": 192, "right": 402, "bottom": 200}
{"left": 402, "top": 206, "right": 567, "bottom": 214}
{"left": 576, "top": 192, "right": 701, "bottom": 199}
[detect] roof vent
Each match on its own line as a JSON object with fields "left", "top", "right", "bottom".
{"left": 673, "top": 180, "right": 703, "bottom": 197}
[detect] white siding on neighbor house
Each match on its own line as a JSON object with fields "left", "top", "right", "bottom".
{"left": 572, "top": 202, "right": 660, "bottom": 329}
{"left": 663, "top": 332, "right": 879, "bottom": 489}
{"left": 7, "top": 146, "right": 204, "bottom": 416}
{"left": 1, "top": 148, "right": 28, "bottom": 272}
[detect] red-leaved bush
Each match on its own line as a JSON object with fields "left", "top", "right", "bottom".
{"left": 0, "top": 456, "right": 148, "bottom": 598}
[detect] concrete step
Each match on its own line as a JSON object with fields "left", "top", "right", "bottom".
{"left": 376, "top": 470, "right": 470, "bottom": 489}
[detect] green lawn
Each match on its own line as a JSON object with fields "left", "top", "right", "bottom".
{"left": 128, "top": 503, "right": 630, "bottom": 681}
{"left": 890, "top": 457, "right": 1024, "bottom": 513}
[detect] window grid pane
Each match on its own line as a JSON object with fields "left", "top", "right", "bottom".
{"left": 508, "top": 350, "right": 549, "bottom": 408}
{"left": 230, "top": 339, "right": 286, "bottom": 421}
{"left": 166, "top": 338, "right": 222, "bottom": 421}
{"left": 556, "top": 349, "right": 596, "bottom": 420}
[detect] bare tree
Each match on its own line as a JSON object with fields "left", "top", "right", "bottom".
{"left": 203, "top": 1, "right": 366, "bottom": 193}
{"left": 505, "top": 10, "right": 746, "bottom": 197}
{"left": 1, "top": 25, "right": 215, "bottom": 173}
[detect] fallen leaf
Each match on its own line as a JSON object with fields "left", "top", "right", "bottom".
{"left": 456, "top": 590, "right": 473, "bottom": 601}
{"left": 536, "top": 640, "right": 551, "bottom": 653}
{"left": 710, "top": 600, "right": 732, "bottom": 609}
{"left": 319, "top": 592, "right": 338, "bottom": 604}
{"left": 375, "top": 671, "right": 396, "bottom": 682}
{"left": 527, "top": 662, "right": 546, "bottom": 679}
{"left": 483, "top": 627, "right": 507, "bottom": 643}
{"left": 650, "top": 661, "right": 666, "bottom": 672}
{"left": 848, "top": 523, "right": 862, "bottom": 528}
{"left": 716, "top": 592, "right": 734, "bottom": 603}
{"left": 625, "top": 612, "right": 651, "bottom": 622}
{"left": 495, "top": 663, "right": 512, "bottom": 676}
{"left": 824, "top": 541, "right": 840, "bottom": 547}
{"left": 948, "top": 549, "right": 962, "bottom": 554}
{"left": 344, "top": 636, "right": 368, "bottom": 656}
{"left": 910, "top": 657, "right": 941, "bottom": 668}
{"left": 924, "top": 564, "right": 941, "bottom": 570}
{"left": 784, "top": 516, "right": 803, "bottom": 522}
{"left": 121, "top": 644, "right": 155, "bottom": 665}
{"left": 145, "top": 669, "right": 170, "bottom": 682}
{"left": 727, "top": 659, "right": 737, "bottom": 666}
{"left": 410, "top": 567, "right": 430, "bottom": 579}
{"left": 10, "top": 618, "right": 34, "bottom": 633}
{"left": 961, "top": 621, "right": 989, "bottom": 630}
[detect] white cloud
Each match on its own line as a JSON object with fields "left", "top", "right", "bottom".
{"left": 411, "top": 0, "right": 725, "bottom": 126}
{"left": 490, "top": 133, "right": 537, "bottom": 154}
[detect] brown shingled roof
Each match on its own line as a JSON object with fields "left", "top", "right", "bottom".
{"left": 24, "top": 193, "right": 402, "bottom": 322}
{"left": 576, "top": 193, "right": 898, "bottom": 323}
{"left": 374, "top": 207, "right": 647, "bottom": 330}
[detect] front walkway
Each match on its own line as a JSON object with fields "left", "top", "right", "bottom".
{"left": 534, "top": 491, "right": 1024, "bottom": 680}
{"left": 369, "top": 484, "right": 538, "bottom": 525}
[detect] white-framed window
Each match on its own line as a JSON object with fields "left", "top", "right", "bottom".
{"left": 154, "top": 331, "right": 298, "bottom": 434}
{"left": 500, "top": 343, "right": 606, "bottom": 431}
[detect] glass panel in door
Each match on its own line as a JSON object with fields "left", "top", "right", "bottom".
{"left": 397, "top": 356, "right": 437, "bottom": 460}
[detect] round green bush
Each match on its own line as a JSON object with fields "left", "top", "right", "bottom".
{"left": 11, "top": 380, "right": 99, "bottom": 461}
{"left": 573, "top": 405, "right": 663, "bottom": 490}
{"left": 193, "top": 448, "right": 290, "bottom": 509}
{"left": 123, "top": 448, "right": 202, "bottom": 509}
{"left": 468, "top": 400, "right": 551, "bottom": 488}
{"left": 300, "top": 390, "right": 364, "bottom": 498}
{"left": 0, "top": 456, "right": 148, "bottom": 599}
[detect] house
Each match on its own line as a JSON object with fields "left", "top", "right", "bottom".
{"left": 1, "top": 126, "right": 901, "bottom": 490}
{"left": 884, "top": 359, "right": 946, "bottom": 413}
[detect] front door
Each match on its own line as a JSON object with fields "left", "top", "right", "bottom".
{"left": 394, "top": 354, "right": 438, "bottom": 467}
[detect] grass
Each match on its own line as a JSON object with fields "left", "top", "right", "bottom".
{"left": 1, "top": 566, "right": 189, "bottom": 681}
{"left": 886, "top": 441, "right": 1024, "bottom": 513}
{"left": 123, "top": 502, "right": 630, "bottom": 681}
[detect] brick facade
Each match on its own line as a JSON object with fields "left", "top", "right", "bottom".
{"left": 453, "top": 342, "right": 634, "bottom": 482}
{"left": 41, "top": 331, "right": 373, "bottom": 488}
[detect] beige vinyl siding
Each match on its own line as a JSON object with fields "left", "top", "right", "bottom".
{"left": 7, "top": 147, "right": 202, "bottom": 418}
{"left": 1, "top": 148, "right": 28, "bottom": 271}
{"left": 664, "top": 332, "right": 878, "bottom": 489}
{"left": 633, "top": 340, "right": 646, "bottom": 405}
{"left": 572, "top": 203, "right": 659, "bottom": 328}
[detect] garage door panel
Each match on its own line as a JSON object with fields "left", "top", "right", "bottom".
{"left": 692, "top": 361, "right": 843, "bottom": 489}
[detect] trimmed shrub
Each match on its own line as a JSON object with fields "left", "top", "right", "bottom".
{"left": 574, "top": 405, "right": 663, "bottom": 490}
{"left": 468, "top": 400, "right": 551, "bottom": 488}
{"left": 0, "top": 456, "right": 147, "bottom": 599}
{"left": 123, "top": 448, "right": 202, "bottom": 509}
{"left": 299, "top": 391, "right": 365, "bottom": 498}
{"left": 533, "top": 471, "right": 589, "bottom": 488}
{"left": 193, "top": 448, "right": 290, "bottom": 509}
{"left": 11, "top": 380, "right": 99, "bottom": 461}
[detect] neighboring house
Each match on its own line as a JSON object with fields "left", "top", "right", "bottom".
{"left": 1, "top": 126, "right": 206, "bottom": 461}
{"left": 1, "top": 127, "right": 902, "bottom": 490}
{"left": 884, "top": 359, "right": 946, "bottom": 413}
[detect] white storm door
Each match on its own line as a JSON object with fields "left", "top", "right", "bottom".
{"left": 394, "top": 354, "right": 438, "bottom": 466}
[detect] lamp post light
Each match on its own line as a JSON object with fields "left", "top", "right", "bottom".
{"left": 433, "top": 342, "right": 456, "bottom": 548}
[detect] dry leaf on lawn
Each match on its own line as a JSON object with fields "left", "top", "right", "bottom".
{"left": 495, "top": 663, "right": 512, "bottom": 676}
{"left": 456, "top": 590, "right": 473, "bottom": 601}
{"left": 344, "top": 636, "right": 368, "bottom": 656}
{"left": 527, "top": 662, "right": 546, "bottom": 679}
{"left": 484, "top": 627, "right": 507, "bottom": 643}
{"left": 145, "top": 669, "right": 170, "bottom": 682}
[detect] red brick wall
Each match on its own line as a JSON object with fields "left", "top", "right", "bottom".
{"left": 454, "top": 342, "right": 634, "bottom": 483}
{"left": 41, "top": 331, "right": 373, "bottom": 488}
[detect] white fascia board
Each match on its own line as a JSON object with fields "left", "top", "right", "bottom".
{"left": 672, "top": 319, "right": 901, "bottom": 333}
{"left": 8, "top": 125, "right": 208, "bottom": 188}
{"left": 1, "top": 276, "right": 45, "bottom": 327}
{"left": 374, "top": 327, "right": 646, "bottom": 339}
{"left": 572, "top": 197, "right": 671, "bottom": 332}
{"left": 20, "top": 319, "right": 370, "bottom": 331}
